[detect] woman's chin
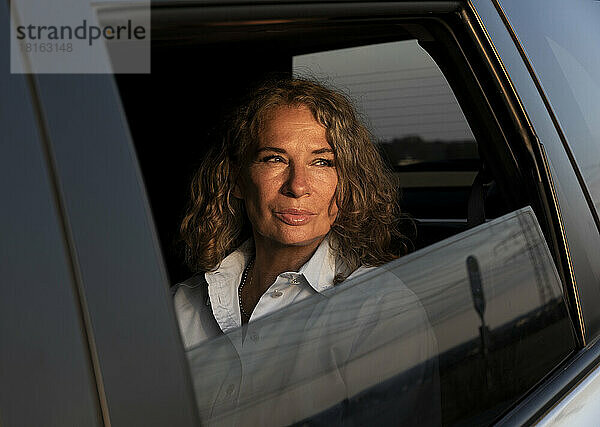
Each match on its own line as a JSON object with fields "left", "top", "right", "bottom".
{"left": 283, "top": 237, "right": 326, "bottom": 247}
{"left": 260, "top": 230, "right": 329, "bottom": 248}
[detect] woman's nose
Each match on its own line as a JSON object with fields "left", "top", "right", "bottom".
{"left": 281, "top": 163, "right": 309, "bottom": 198}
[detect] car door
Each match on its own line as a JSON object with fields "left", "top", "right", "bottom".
{"left": 3, "top": 0, "right": 598, "bottom": 426}
{"left": 470, "top": 0, "right": 600, "bottom": 423}
{"left": 1, "top": 3, "right": 101, "bottom": 425}
{"left": 1, "top": 1, "right": 198, "bottom": 425}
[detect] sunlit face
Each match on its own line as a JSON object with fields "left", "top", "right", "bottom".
{"left": 235, "top": 105, "right": 339, "bottom": 248}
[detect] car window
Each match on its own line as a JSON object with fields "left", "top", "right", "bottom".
{"left": 185, "top": 207, "right": 573, "bottom": 425}
{"left": 114, "top": 7, "right": 578, "bottom": 426}
{"left": 294, "top": 39, "right": 476, "bottom": 155}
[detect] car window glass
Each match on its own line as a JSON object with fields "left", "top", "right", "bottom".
{"left": 184, "top": 207, "right": 574, "bottom": 425}
{"left": 499, "top": 0, "right": 600, "bottom": 217}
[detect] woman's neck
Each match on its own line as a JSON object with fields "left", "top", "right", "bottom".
{"left": 243, "top": 234, "right": 325, "bottom": 312}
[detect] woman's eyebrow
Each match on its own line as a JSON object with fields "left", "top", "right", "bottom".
{"left": 255, "top": 147, "right": 334, "bottom": 155}
{"left": 256, "top": 146, "right": 286, "bottom": 154}
{"left": 312, "top": 148, "right": 334, "bottom": 155}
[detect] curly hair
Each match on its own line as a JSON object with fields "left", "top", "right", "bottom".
{"left": 180, "top": 77, "right": 410, "bottom": 283}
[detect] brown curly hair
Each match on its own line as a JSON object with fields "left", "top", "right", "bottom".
{"left": 180, "top": 77, "right": 409, "bottom": 283}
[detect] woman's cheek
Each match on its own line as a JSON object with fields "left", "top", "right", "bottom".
{"left": 311, "top": 168, "right": 337, "bottom": 185}
{"left": 328, "top": 203, "right": 339, "bottom": 224}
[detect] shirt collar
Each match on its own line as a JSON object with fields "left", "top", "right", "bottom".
{"left": 206, "top": 235, "right": 336, "bottom": 294}
{"left": 297, "top": 236, "right": 336, "bottom": 293}
{"left": 204, "top": 239, "right": 254, "bottom": 332}
{"left": 207, "top": 238, "right": 254, "bottom": 287}
{"left": 204, "top": 235, "right": 337, "bottom": 333}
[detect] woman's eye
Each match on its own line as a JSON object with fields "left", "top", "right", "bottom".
{"left": 313, "top": 158, "right": 335, "bottom": 167}
{"left": 262, "top": 155, "right": 286, "bottom": 163}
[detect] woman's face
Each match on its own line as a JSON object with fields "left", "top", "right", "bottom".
{"left": 235, "top": 105, "right": 339, "bottom": 247}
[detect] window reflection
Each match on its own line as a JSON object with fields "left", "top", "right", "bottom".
{"left": 182, "top": 207, "right": 574, "bottom": 425}
{"left": 187, "top": 266, "right": 440, "bottom": 426}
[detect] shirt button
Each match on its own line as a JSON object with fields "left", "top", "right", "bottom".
{"left": 271, "top": 290, "right": 283, "bottom": 298}
{"left": 250, "top": 332, "right": 259, "bottom": 342}
{"left": 290, "top": 277, "right": 300, "bottom": 285}
{"left": 226, "top": 384, "right": 235, "bottom": 395}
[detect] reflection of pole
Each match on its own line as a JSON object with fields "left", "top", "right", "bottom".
{"left": 467, "top": 255, "right": 492, "bottom": 389}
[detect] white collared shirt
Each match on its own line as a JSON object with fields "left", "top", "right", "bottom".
{"left": 174, "top": 236, "right": 371, "bottom": 349}
{"left": 179, "top": 242, "right": 440, "bottom": 426}
{"left": 207, "top": 236, "right": 368, "bottom": 333}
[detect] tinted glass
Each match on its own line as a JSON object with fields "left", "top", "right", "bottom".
{"left": 499, "top": 0, "right": 600, "bottom": 217}
{"left": 184, "top": 207, "right": 574, "bottom": 425}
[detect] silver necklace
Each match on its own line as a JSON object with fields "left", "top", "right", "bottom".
{"left": 238, "top": 258, "right": 254, "bottom": 321}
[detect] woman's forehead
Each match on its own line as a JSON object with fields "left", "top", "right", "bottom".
{"left": 257, "top": 105, "right": 331, "bottom": 149}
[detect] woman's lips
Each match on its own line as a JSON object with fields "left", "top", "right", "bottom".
{"left": 274, "top": 209, "right": 316, "bottom": 226}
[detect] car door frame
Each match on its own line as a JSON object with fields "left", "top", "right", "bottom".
{"left": 467, "top": 0, "right": 600, "bottom": 423}
{"left": 7, "top": 0, "right": 600, "bottom": 425}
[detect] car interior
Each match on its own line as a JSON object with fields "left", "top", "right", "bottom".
{"left": 116, "top": 17, "right": 536, "bottom": 282}
{"left": 114, "top": 10, "right": 574, "bottom": 425}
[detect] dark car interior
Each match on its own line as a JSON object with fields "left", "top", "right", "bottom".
{"left": 114, "top": 10, "right": 566, "bottom": 425}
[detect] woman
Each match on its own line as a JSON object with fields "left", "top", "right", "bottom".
{"left": 175, "top": 78, "right": 439, "bottom": 425}
{"left": 174, "top": 77, "right": 409, "bottom": 350}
